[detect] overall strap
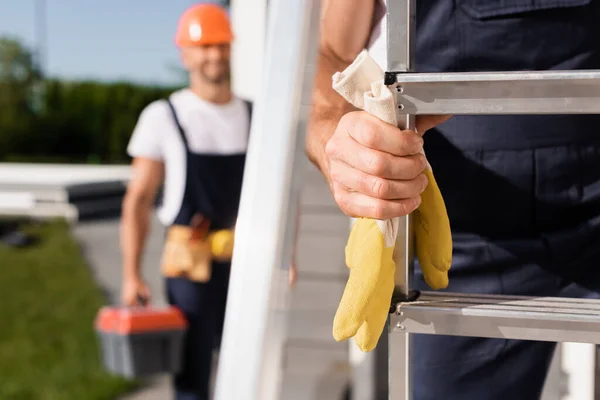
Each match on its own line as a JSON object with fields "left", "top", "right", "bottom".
{"left": 243, "top": 99, "right": 253, "bottom": 138}
{"left": 165, "top": 97, "right": 200, "bottom": 223}
{"left": 244, "top": 99, "right": 253, "bottom": 120}
{"left": 165, "top": 97, "right": 189, "bottom": 151}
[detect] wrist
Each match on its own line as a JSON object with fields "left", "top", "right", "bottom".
{"left": 123, "top": 265, "right": 142, "bottom": 281}
{"left": 306, "top": 115, "right": 338, "bottom": 185}
{"left": 306, "top": 136, "right": 329, "bottom": 177}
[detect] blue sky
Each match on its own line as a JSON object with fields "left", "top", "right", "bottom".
{"left": 0, "top": 0, "right": 227, "bottom": 86}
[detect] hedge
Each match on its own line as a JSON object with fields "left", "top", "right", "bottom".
{"left": 0, "top": 79, "right": 180, "bottom": 164}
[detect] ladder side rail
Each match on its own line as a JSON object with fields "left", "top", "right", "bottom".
{"left": 386, "top": 0, "right": 416, "bottom": 399}
{"left": 213, "top": 0, "right": 320, "bottom": 399}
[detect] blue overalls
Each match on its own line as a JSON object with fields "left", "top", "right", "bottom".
{"left": 409, "top": 1, "right": 600, "bottom": 399}
{"left": 164, "top": 98, "right": 251, "bottom": 400}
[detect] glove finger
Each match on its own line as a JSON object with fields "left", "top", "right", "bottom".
{"left": 333, "top": 218, "right": 391, "bottom": 342}
{"left": 421, "top": 263, "right": 449, "bottom": 290}
{"left": 415, "top": 168, "right": 452, "bottom": 274}
{"left": 353, "top": 274, "right": 395, "bottom": 352}
{"left": 354, "top": 322, "right": 371, "bottom": 352}
{"left": 333, "top": 269, "right": 368, "bottom": 341}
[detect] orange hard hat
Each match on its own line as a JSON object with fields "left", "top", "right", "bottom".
{"left": 175, "top": 3, "right": 234, "bottom": 47}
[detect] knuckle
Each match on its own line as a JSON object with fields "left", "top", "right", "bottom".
{"left": 338, "top": 197, "right": 355, "bottom": 217}
{"left": 407, "top": 177, "right": 424, "bottom": 197}
{"left": 329, "top": 167, "right": 348, "bottom": 189}
{"left": 395, "top": 198, "right": 419, "bottom": 218}
{"left": 324, "top": 139, "right": 337, "bottom": 158}
{"left": 366, "top": 154, "right": 387, "bottom": 176}
{"left": 347, "top": 110, "right": 365, "bottom": 126}
{"left": 342, "top": 111, "right": 358, "bottom": 124}
{"left": 417, "top": 153, "right": 428, "bottom": 169}
{"left": 400, "top": 130, "right": 422, "bottom": 154}
{"left": 397, "top": 131, "right": 412, "bottom": 151}
{"left": 371, "top": 199, "right": 389, "bottom": 220}
{"left": 370, "top": 177, "right": 389, "bottom": 199}
{"left": 401, "top": 198, "right": 420, "bottom": 216}
{"left": 396, "top": 201, "right": 409, "bottom": 217}
{"left": 332, "top": 185, "right": 348, "bottom": 208}
{"left": 329, "top": 170, "right": 342, "bottom": 185}
{"left": 355, "top": 122, "right": 378, "bottom": 148}
{"left": 328, "top": 163, "right": 342, "bottom": 182}
{"left": 420, "top": 173, "right": 429, "bottom": 191}
{"left": 410, "top": 155, "right": 427, "bottom": 177}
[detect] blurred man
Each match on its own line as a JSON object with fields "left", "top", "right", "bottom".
{"left": 306, "top": 0, "right": 600, "bottom": 399}
{"left": 120, "top": 4, "right": 296, "bottom": 399}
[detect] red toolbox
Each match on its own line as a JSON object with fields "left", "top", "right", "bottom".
{"left": 95, "top": 305, "right": 188, "bottom": 378}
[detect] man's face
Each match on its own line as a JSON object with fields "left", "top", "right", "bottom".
{"left": 182, "top": 43, "right": 231, "bottom": 84}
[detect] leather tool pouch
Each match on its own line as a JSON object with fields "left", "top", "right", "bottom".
{"left": 161, "top": 215, "right": 212, "bottom": 283}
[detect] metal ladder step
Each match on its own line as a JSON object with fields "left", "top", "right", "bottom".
{"left": 391, "top": 292, "right": 600, "bottom": 344}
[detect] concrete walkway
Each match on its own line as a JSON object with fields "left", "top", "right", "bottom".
{"left": 71, "top": 161, "right": 354, "bottom": 400}
{"left": 73, "top": 204, "right": 352, "bottom": 400}
{"left": 74, "top": 214, "right": 172, "bottom": 400}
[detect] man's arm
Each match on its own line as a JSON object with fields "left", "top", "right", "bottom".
{"left": 120, "top": 157, "right": 164, "bottom": 303}
{"left": 305, "top": 0, "right": 377, "bottom": 178}
{"left": 306, "top": 0, "right": 448, "bottom": 219}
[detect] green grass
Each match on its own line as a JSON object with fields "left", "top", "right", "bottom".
{"left": 0, "top": 220, "right": 138, "bottom": 400}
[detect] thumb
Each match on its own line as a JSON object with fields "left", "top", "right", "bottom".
{"left": 415, "top": 115, "right": 452, "bottom": 135}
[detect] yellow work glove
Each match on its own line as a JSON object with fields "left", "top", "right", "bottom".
{"left": 331, "top": 50, "right": 452, "bottom": 352}
{"left": 333, "top": 218, "right": 395, "bottom": 351}
{"left": 414, "top": 168, "right": 452, "bottom": 290}
{"left": 208, "top": 229, "right": 235, "bottom": 260}
{"left": 332, "top": 173, "right": 451, "bottom": 351}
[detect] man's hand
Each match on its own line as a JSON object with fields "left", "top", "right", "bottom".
{"left": 306, "top": 0, "right": 451, "bottom": 220}
{"left": 121, "top": 275, "right": 151, "bottom": 306}
{"left": 288, "top": 264, "right": 298, "bottom": 287}
{"left": 324, "top": 111, "right": 448, "bottom": 219}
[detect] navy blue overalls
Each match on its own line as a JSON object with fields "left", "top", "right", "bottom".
{"left": 164, "top": 97, "right": 251, "bottom": 400}
{"left": 408, "top": 1, "right": 600, "bottom": 398}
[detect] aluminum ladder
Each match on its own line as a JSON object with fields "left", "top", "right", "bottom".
{"left": 214, "top": 0, "right": 600, "bottom": 399}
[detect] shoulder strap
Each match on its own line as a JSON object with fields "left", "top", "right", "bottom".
{"left": 165, "top": 97, "right": 189, "bottom": 150}
{"left": 165, "top": 97, "right": 199, "bottom": 220}
{"left": 243, "top": 99, "right": 253, "bottom": 138}
{"left": 244, "top": 100, "right": 253, "bottom": 119}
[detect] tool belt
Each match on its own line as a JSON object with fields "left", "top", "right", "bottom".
{"left": 161, "top": 224, "right": 235, "bottom": 283}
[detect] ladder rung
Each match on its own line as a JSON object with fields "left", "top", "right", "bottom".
{"left": 388, "top": 70, "right": 600, "bottom": 115}
{"left": 391, "top": 292, "right": 600, "bottom": 344}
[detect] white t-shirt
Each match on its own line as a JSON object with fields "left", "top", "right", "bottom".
{"left": 127, "top": 88, "right": 251, "bottom": 226}
{"left": 367, "top": 0, "right": 388, "bottom": 69}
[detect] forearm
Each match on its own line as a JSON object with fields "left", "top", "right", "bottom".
{"left": 291, "top": 195, "right": 301, "bottom": 264}
{"left": 120, "top": 196, "right": 152, "bottom": 280}
{"left": 305, "top": 0, "right": 377, "bottom": 179}
{"left": 306, "top": 49, "right": 355, "bottom": 179}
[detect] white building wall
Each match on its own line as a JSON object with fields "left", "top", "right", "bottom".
{"left": 230, "top": 0, "right": 268, "bottom": 101}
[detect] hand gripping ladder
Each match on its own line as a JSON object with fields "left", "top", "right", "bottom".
{"left": 214, "top": 0, "right": 600, "bottom": 399}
